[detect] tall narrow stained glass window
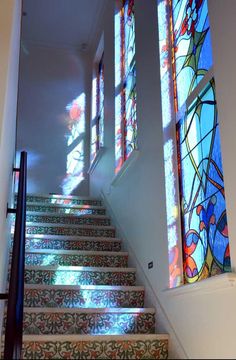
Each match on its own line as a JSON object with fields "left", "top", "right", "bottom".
{"left": 158, "top": 0, "right": 231, "bottom": 285}
{"left": 91, "top": 54, "right": 104, "bottom": 164}
{"left": 115, "top": 0, "right": 137, "bottom": 174}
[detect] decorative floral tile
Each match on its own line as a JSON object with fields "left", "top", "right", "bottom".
{"left": 23, "top": 312, "right": 155, "bottom": 336}
{"left": 23, "top": 339, "right": 168, "bottom": 359}
{"left": 25, "top": 269, "right": 136, "bottom": 286}
{"left": 26, "top": 214, "right": 111, "bottom": 227}
{"left": 26, "top": 225, "right": 115, "bottom": 238}
{"left": 24, "top": 288, "right": 145, "bottom": 309}
{"left": 25, "top": 253, "right": 128, "bottom": 268}
{"left": 27, "top": 205, "right": 106, "bottom": 216}
{"left": 25, "top": 238, "right": 121, "bottom": 252}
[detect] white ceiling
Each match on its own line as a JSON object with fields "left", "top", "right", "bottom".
{"left": 22, "top": 0, "right": 106, "bottom": 51}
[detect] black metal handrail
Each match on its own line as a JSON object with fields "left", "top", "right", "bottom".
{"left": 3, "top": 151, "right": 27, "bottom": 359}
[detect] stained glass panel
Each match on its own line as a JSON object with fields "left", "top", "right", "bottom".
{"left": 177, "top": 79, "right": 231, "bottom": 283}
{"left": 115, "top": 0, "right": 137, "bottom": 173}
{"left": 171, "top": 0, "right": 213, "bottom": 110}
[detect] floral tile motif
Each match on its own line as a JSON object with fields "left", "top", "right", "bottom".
{"left": 25, "top": 253, "right": 128, "bottom": 268}
{"left": 27, "top": 205, "right": 106, "bottom": 216}
{"left": 26, "top": 195, "right": 102, "bottom": 206}
{"left": 25, "top": 269, "right": 136, "bottom": 286}
{"left": 23, "top": 339, "right": 168, "bottom": 359}
{"left": 26, "top": 225, "right": 115, "bottom": 238}
{"left": 24, "top": 288, "right": 145, "bottom": 308}
{"left": 25, "top": 238, "right": 121, "bottom": 252}
{"left": 23, "top": 312, "right": 155, "bottom": 335}
{"left": 26, "top": 214, "right": 111, "bottom": 226}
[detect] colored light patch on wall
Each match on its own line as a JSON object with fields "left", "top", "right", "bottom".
{"left": 177, "top": 79, "right": 231, "bottom": 283}
{"left": 171, "top": 0, "right": 213, "bottom": 110}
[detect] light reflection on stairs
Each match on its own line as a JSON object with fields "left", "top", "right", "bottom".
{"left": 13, "top": 194, "right": 169, "bottom": 359}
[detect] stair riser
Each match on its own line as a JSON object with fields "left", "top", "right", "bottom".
{"left": 27, "top": 205, "right": 106, "bottom": 215}
{"left": 25, "top": 253, "right": 128, "bottom": 267}
{"left": 25, "top": 270, "right": 136, "bottom": 286}
{"left": 26, "top": 214, "right": 111, "bottom": 226}
{"left": 22, "top": 339, "right": 168, "bottom": 359}
{"left": 23, "top": 312, "right": 155, "bottom": 335}
{"left": 25, "top": 238, "right": 121, "bottom": 252}
{"left": 26, "top": 196, "right": 102, "bottom": 206}
{"left": 24, "top": 288, "right": 144, "bottom": 308}
{"left": 25, "top": 225, "right": 115, "bottom": 238}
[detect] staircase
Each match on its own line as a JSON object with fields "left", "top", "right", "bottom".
{"left": 10, "top": 193, "right": 169, "bottom": 359}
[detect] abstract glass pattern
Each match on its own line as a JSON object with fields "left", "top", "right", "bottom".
{"left": 115, "top": 0, "right": 137, "bottom": 173}
{"left": 170, "top": 0, "right": 213, "bottom": 110}
{"left": 90, "top": 55, "right": 104, "bottom": 164}
{"left": 177, "top": 79, "right": 231, "bottom": 283}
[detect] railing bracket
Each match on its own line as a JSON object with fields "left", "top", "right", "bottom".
{"left": 0, "top": 293, "right": 8, "bottom": 300}
{"left": 7, "top": 208, "right": 17, "bottom": 214}
{"left": 13, "top": 168, "right": 20, "bottom": 172}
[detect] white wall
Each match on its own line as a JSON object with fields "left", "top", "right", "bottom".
{"left": 17, "top": 44, "right": 90, "bottom": 195}
{"left": 89, "top": 0, "right": 236, "bottom": 358}
{"left": 0, "top": 0, "right": 21, "bottom": 338}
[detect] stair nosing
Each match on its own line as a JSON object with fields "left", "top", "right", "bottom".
{"left": 24, "top": 284, "right": 144, "bottom": 291}
{"left": 24, "top": 307, "right": 155, "bottom": 314}
{"left": 25, "top": 249, "right": 128, "bottom": 256}
{"left": 21, "top": 334, "right": 169, "bottom": 341}
{"left": 25, "top": 265, "right": 136, "bottom": 272}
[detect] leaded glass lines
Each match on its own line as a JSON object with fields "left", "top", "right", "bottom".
{"left": 115, "top": 0, "right": 137, "bottom": 174}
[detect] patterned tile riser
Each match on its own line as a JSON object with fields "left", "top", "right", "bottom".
{"left": 25, "top": 196, "right": 102, "bottom": 206}
{"left": 26, "top": 226, "right": 115, "bottom": 238}
{"left": 24, "top": 289, "right": 145, "bottom": 308}
{"left": 25, "top": 254, "right": 128, "bottom": 268}
{"left": 23, "top": 312, "right": 155, "bottom": 335}
{"left": 26, "top": 214, "right": 111, "bottom": 226}
{"left": 23, "top": 339, "right": 168, "bottom": 359}
{"left": 27, "top": 205, "right": 106, "bottom": 216}
{"left": 25, "top": 238, "right": 121, "bottom": 252}
{"left": 25, "top": 270, "right": 136, "bottom": 286}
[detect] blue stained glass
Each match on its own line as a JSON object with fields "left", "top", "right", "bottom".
{"left": 171, "top": 0, "right": 213, "bottom": 110}
{"left": 177, "top": 79, "right": 231, "bottom": 283}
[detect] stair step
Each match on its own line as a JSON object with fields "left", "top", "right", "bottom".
{"left": 21, "top": 334, "right": 169, "bottom": 359}
{"left": 25, "top": 249, "right": 128, "bottom": 267}
{"left": 25, "top": 194, "right": 102, "bottom": 206}
{"left": 27, "top": 202, "right": 106, "bottom": 215}
{"left": 23, "top": 307, "right": 155, "bottom": 335}
{"left": 25, "top": 266, "right": 136, "bottom": 286}
{"left": 24, "top": 284, "right": 145, "bottom": 308}
{"left": 25, "top": 235, "right": 122, "bottom": 252}
{"left": 24, "top": 223, "right": 116, "bottom": 238}
{"left": 25, "top": 212, "right": 111, "bottom": 226}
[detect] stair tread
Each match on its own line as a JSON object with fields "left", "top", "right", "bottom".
{"left": 24, "top": 307, "right": 155, "bottom": 313}
{"left": 26, "top": 193, "right": 101, "bottom": 201}
{"left": 25, "top": 234, "right": 121, "bottom": 242}
{"left": 26, "top": 265, "right": 135, "bottom": 272}
{"left": 26, "top": 249, "right": 128, "bottom": 256}
{"left": 27, "top": 202, "right": 105, "bottom": 210}
{"left": 25, "top": 284, "right": 144, "bottom": 290}
{"left": 26, "top": 211, "right": 109, "bottom": 219}
{"left": 22, "top": 333, "right": 169, "bottom": 341}
{"left": 25, "top": 222, "right": 115, "bottom": 230}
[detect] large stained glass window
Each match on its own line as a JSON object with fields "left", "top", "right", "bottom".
{"left": 170, "top": 0, "right": 213, "bottom": 111}
{"left": 157, "top": 0, "right": 231, "bottom": 286}
{"left": 91, "top": 54, "right": 104, "bottom": 164}
{"left": 115, "top": 0, "right": 137, "bottom": 174}
{"left": 177, "top": 79, "right": 230, "bottom": 283}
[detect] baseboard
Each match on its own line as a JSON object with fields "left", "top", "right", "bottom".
{"left": 101, "top": 190, "right": 188, "bottom": 359}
